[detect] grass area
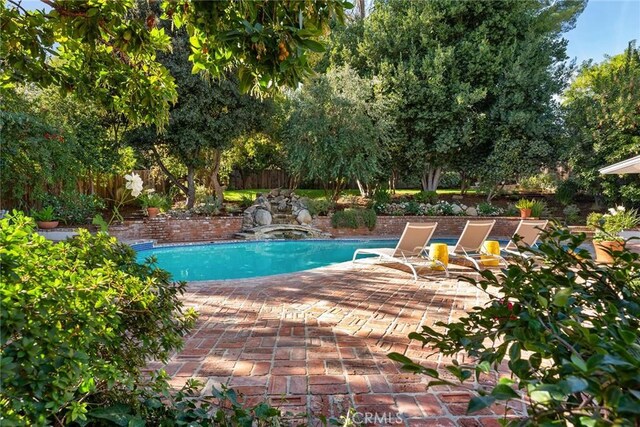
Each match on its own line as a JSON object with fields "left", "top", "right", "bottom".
{"left": 223, "top": 188, "right": 478, "bottom": 202}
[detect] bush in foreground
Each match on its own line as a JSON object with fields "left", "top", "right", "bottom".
{"left": 390, "top": 227, "right": 640, "bottom": 425}
{"left": 0, "top": 212, "right": 197, "bottom": 425}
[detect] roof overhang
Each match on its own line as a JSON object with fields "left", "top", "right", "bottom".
{"left": 599, "top": 155, "right": 640, "bottom": 175}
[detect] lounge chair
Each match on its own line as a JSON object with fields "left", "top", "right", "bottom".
{"left": 502, "top": 219, "right": 549, "bottom": 258}
{"left": 352, "top": 222, "right": 447, "bottom": 280}
{"left": 448, "top": 220, "right": 501, "bottom": 269}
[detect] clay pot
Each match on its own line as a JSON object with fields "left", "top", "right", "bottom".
{"left": 146, "top": 207, "right": 160, "bottom": 218}
{"left": 593, "top": 240, "right": 624, "bottom": 264}
{"left": 520, "top": 208, "right": 532, "bottom": 218}
{"left": 37, "top": 221, "right": 59, "bottom": 229}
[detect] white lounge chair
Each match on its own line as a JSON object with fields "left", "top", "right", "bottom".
{"left": 503, "top": 220, "right": 549, "bottom": 258}
{"left": 449, "top": 220, "right": 502, "bottom": 269}
{"left": 352, "top": 222, "right": 447, "bottom": 280}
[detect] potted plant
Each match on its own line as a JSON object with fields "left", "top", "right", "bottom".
{"left": 587, "top": 207, "right": 640, "bottom": 263}
{"left": 515, "top": 199, "right": 535, "bottom": 218}
{"left": 140, "top": 192, "right": 169, "bottom": 218}
{"left": 32, "top": 206, "right": 59, "bottom": 229}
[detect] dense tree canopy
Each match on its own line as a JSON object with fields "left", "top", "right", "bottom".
{"left": 0, "top": 0, "right": 350, "bottom": 127}
{"left": 563, "top": 42, "right": 640, "bottom": 204}
{"left": 329, "top": 0, "right": 584, "bottom": 192}
{"left": 282, "top": 66, "right": 381, "bottom": 201}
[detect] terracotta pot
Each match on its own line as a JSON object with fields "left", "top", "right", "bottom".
{"left": 520, "top": 208, "right": 532, "bottom": 218}
{"left": 146, "top": 207, "right": 160, "bottom": 218}
{"left": 37, "top": 221, "right": 59, "bottom": 229}
{"left": 593, "top": 240, "right": 624, "bottom": 264}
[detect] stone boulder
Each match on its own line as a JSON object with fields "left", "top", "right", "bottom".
{"left": 452, "top": 204, "right": 463, "bottom": 215}
{"left": 466, "top": 207, "right": 478, "bottom": 216}
{"left": 296, "top": 209, "right": 312, "bottom": 225}
{"left": 254, "top": 208, "right": 273, "bottom": 226}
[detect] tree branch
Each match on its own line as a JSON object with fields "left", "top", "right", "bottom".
{"left": 150, "top": 145, "right": 188, "bottom": 195}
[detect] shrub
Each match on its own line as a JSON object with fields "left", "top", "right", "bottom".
{"left": 139, "top": 192, "right": 171, "bottom": 211}
{"left": 0, "top": 212, "right": 197, "bottom": 425}
{"left": 414, "top": 190, "right": 438, "bottom": 204}
{"left": 476, "top": 202, "right": 504, "bottom": 216}
{"left": 370, "top": 188, "right": 392, "bottom": 212}
{"left": 240, "top": 194, "right": 255, "bottom": 209}
{"left": 530, "top": 199, "right": 548, "bottom": 217}
{"left": 556, "top": 179, "right": 580, "bottom": 205}
{"left": 193, "top": 195, "right": 221, "bottom": 216}
{"left": 518, "top": 172, "right": 557, "bottom": 192}
{"left": 331, "top": 208, "right": 377, "bottom": 230}
{"left": 306, "top": 198, "right": 333, "bottom": 216}
{"left": 39, "top": 190, "right": 106, "bottom": 225}
{"left": 405, "top": 200, "right": 422, "bottom": 215}
{"left": 389, "top": 227, "right": 640, "bottom": 425}
{"left": 438, "top": 171, "right": 461, "bottom": 189}
{"left": 515, "top": 198, "right": 535, "bottom": 210}
{"left": 562, "top": 204, "right": 580, "bottom": 224}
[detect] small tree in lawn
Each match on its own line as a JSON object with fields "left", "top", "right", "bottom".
{"left": 282, "top": 66, "right": 380, "bottom": 201}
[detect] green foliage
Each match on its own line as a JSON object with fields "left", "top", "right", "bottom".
{"left": 30, "top": 206, "right": 56, "bottom": 222}
{"left": 1, "top": 0, "right": 350, "bottom": 127}
{"left": 476, "top": 202, "right": 503, "bottom": 217}
{"left": 306, "top": 198, "right": 334, "bottom": 217}
{"left": 588, "top": 207, "right": 640, "bottom": 242}
{"left": 414, "top": 191, "right": 439, "bottom": 204}
{"left": 282, "top": 65, "right": 381, "bottom": 201}
{"left": 359, "top": 0, "right": 583, "bottom": 191}
{"left": 530, "top": 199, "right": 548, "bottom": 218}
{"left": 39, "top": 191, "right": 106, "bottom": 225}
{"left": 240, "top": 195, "right": 255, "bottom": 209}
{"left": 518, "top": 173, "right": 558, "bottom": 192}
{"left": 331, "top": 208, "right": 377, "bottom": 230}
{"left": 389, "top": 227, "right": 640, "bottom": 425}
{"left": 139, "top": 192, "right": 170, "bottom": 210}
{"left": 515, "top": 199, "right": 535, "bottom": 210}
{"left": 562, "top": 204, "right": 581, "bottom": 224}
{"left": 563, "top": 42, "right": 640, "bottom": 204}
{"left": 0, "top": 211, "right": 197, "bottom": 425}
{"left": 438, "top": 171, "right": 462, "bottom": 189}
{"left": 556, "top": 179, "right": 581, "bottom": 205}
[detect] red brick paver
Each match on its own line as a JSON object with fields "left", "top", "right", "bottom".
{"left": 155, "top": 262, "right": 523, "bottom": 426}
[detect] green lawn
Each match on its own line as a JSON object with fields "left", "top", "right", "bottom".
{"left": 223, "top": 188, "right": 477, "bottom": 202}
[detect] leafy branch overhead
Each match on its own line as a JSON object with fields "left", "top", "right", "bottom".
{"left": 0, "top": 0, "right": 351, "bottom": 128}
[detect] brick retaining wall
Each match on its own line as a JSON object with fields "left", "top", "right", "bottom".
{"left": 108, "top": 215, "right": 529, "bottom": 243}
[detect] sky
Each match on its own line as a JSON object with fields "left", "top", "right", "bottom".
{"left": 564, "top": 0, "right": 640, "bottom": 65}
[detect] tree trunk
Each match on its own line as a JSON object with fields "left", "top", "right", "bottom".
{"left": 356, "top": 179, "right": 368, "bottom": 197}
{"left": 421, "top": 165, "right": 442, "bottom": 191}
{"left": 150, "top": 145, "right": 189, "bottom": 200}
{"left": 389, "top": 170, "right": 398, "bottom": 194}
{"left": 210, "top": 149, "right": 224, "bottom": 202}
{"left": 460, "top": 171, "right": 469, "bottom": 195}
{"left": 186, "top": 166, "right": 196, "bottom": 209}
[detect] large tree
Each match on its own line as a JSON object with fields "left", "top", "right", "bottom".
{"left": 1, "top": 0, "right": 350, "bottom": 127}
{"left": 124, "top": 25, "right": 268, "bottom": 208}
{"left": 357, "top": 0, "right": 584, "bottom": 191}
{"left": 282, "top": 66, "right": 380, "bottom": 201}
{"left": 563, "top": 42, "right": 640, "bottom": 204}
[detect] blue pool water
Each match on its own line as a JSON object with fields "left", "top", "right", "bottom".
{"left": 136, "top": 239, "right": 457, "bottom": 281}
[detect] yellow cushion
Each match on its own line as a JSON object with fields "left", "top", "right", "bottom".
{"left": 428, "top": 243, "right": 449, "bottom": 270}
{"left": 481, "top": 240, "right": 500, "bottom": 266}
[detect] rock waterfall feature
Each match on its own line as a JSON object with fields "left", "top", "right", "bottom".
{"left": 235, "top": 189, "right": 331, "bottom": 240}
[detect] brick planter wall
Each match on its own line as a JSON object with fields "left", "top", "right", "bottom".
{"left": 108, "top": 215, "right": 526, "bottom": 243}
{"left": 110, "top": 217, "right": 243, "bottom": 243}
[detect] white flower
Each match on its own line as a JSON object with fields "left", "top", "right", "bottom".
{"left": 608, "top": 208, "right": 617, "bottom": 215}
{"left": 124, "top": 172, "right": 144, "bottom": 197}
{"left": 617, "top": 206, "right": 626, "bottom": 212}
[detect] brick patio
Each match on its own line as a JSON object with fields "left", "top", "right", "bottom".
{"left": 149, "top": 261, "right": 524, "bottom": 426}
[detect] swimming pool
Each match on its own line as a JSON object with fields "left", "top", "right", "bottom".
{"left": 135, "top": 239, "right": 458, "bottom": 281}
